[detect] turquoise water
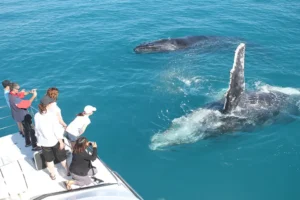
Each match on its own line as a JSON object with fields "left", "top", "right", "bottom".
{"left": 1, "top": 0, "right": 300, "bottom": 199}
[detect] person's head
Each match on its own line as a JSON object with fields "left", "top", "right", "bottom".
{"left": 10, "top": 83, "right": 20, "bottom": 93}
{"left": 46, "top": 87, "right": 59, "bottom": 101}
{"left": 38, "top": 95, "right": 55, "bottom": 114}
{"left": 77, "top": 105, "right": 97, "bottom": 116}
{"left": 73, "top": 137, "right": 90, "bottom": 154}
{"left": 2, "top": 80, "right": 11, "bottom": 90}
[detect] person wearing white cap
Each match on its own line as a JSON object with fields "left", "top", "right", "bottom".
{"left": 66, "top": 105, "right": 96, "bottom": 147}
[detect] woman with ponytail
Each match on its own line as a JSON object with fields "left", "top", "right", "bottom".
{"left": 66, "top": 105, "right": 96, "bottom": 147}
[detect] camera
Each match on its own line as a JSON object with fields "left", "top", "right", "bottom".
{"left": 89, "top": 142, "right": 93, "bottom": 146}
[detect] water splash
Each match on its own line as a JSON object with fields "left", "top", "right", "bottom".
{"left": 149, "top": 108, "right": 224, "bottom": 150}
{"left": 254, "top": 81, "right": 300, "bottom": 94}
{"left": 150, "top": 83, "right": 300, "bottom": 151}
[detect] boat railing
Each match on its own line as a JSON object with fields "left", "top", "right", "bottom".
{"left": 0, "top": 104, "right": 37, "bottom": 132}
{"left": 32, "top": 183, "right": 118, "bottom": 200}
{"left": 113, "top": 170, "right": 143, "bottom": 200}
{"left": 0, "top": 105, "right": 17, "bottom": 132}
{"left": 94, "top": 153, "right": 143, "bottom": 200}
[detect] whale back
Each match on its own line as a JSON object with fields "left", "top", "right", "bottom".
{"left": 223, "top": 43, "right": 246, "bottom": 113}
{"left": 134, "top": 36, "right": 215, "bottom": 53}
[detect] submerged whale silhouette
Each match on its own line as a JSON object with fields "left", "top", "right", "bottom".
{"left": 150, "top": 43, "right": 300, "bottom": 150}
{"left": 134, "top": 36, "right": 243, "bottom": 54}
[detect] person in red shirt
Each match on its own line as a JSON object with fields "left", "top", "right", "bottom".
{"left": 2, "top": 80, "right": 31, "bottom": 136}
{"left": 9, "top": 83, "right": 40, "bottom": 150}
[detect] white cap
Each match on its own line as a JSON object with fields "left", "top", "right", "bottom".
{"left": 84, "top": 105, "right": 97, "bottom": 114}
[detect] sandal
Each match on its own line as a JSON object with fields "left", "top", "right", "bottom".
{"left": 64, "top": 181, "right": 73, "bottom": 190}
{"left": 50, "top": 174, "right": 56, "bottom": 180}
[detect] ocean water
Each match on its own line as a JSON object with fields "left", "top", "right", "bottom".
{"left": 1, "top": 0, "right": 300, "bottom": 199}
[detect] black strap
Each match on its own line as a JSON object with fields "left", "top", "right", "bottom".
{"left": 91, "top": 177, "right": 103, "bottom": 184}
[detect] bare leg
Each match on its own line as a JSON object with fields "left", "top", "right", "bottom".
{"left": 61, "top": 160, "right": 69, "bottom": 175}
{"left": 17, "top": 122, "right": 24, "bottom": 134}
{"left": 46, "top": 161, "right": 55, "bottom": 179}
{"left": 71, "top": 141, "right": 75, "bottom": 150}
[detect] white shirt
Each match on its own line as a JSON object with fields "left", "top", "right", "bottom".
{"left": 66, "top": 115, "right": 91, "bottom": 137}
{"left": 34, "top": 111, "right": 63, "bottom": 147}
{"left": 47, "top": 102, "right": 65, "bottom": 135}
{"left": 48, "top": 102, "right": 61, "bottom": 115}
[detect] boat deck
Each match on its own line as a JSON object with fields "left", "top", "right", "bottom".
{"left": 0, "top": 133, "right": 141, "bottom": 200}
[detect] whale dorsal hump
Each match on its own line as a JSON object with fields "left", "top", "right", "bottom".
{"left": 223, "top": 43, "right": 246, "bottom": 113}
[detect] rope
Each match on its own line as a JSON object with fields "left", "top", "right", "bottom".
{"left": 0, "top": 115, "right": 10, "bottom": 120}
{"left": 0, "top": 124, "right": 16, "bottom": 130}
{"left": 0, "top": 105, "right": 14, "bottom": 131}
{"left": 30, "top": 106, "right": 38, "bottom": 112}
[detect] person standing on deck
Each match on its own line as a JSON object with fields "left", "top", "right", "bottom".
{"left": 8, "top": 82, "right": 40, "bottom": 150}
{"left": 34, "top": 95, "right": 70, "bottom": 180}
{"left": 46, "top": 87, "right": 67, "bottom": 136}
{"left": 66, "top": 105, "right": 96, "bottom": 147}
{"left": 2, "top": 80, "right": 11, "bottom": 108}
{"left": 3, "top": 80, "right": 25, "bottom": 136}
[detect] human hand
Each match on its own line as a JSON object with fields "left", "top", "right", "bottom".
{"left": 32, "top": 89, "right": 37, "bottom": 97}
{"left": 92, "top": 142, "right": 97, "bottom": 148}
{"left": 59, "top": 142, "right": 65, "bottom": 150}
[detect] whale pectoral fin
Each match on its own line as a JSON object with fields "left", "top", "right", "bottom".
{"left": 223, "top": 43, "right": 246, "bottom": 113}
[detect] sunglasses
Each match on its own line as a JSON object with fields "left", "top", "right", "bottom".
{"left": 78, "top": 137, "right": 87, "bottom": 144}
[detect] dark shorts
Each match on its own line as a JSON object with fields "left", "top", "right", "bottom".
{"left": 41, "top": 142, "right": 67, "bottom": 163}
{"left": 65, "top": 132, "right": 78, "bottom": 142}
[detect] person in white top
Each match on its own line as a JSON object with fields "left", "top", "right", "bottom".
{"left": 46, "top": 87, "right": 67, "bottom": 131}
{"left": 66, "top": 105, "right": 96, "bottom": 147}
{"left": 34, "top": 95, "right": 69, "bottom": 180}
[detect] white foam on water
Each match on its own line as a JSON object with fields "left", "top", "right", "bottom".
{"left": 178, "top": 77, "right": 192, "bottom": 86}
{"left": 177, "top": 76, "right": 202, "bottom": 87}
{"left": 149, "top": 108, "right": 224, "bottom": 150}
{"left": 160, "top": 71, "right": 205, "bottom": 95}
{"left": 255, "top": 81, "right": 300, "bottom": 95}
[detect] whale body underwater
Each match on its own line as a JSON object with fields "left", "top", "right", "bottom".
{"left": 134, "top": 36, "right": 243, "bottom": 54}
{"left": 149, "top": 43, "right": 300, "bottom": 150}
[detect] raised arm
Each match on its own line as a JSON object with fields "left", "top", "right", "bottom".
{"left": 16, "top": 90, "right": 37, "bottom": 109}
{"left": 56, "top": 111, "right": 67, "bottom": 128}
{"left": 83, "top": 143, "right": 98, "bottom": 161}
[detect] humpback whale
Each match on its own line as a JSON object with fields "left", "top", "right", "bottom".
{"left": 134, "top": 36, "right": 242, "bottom": 54}
{"left": 149, "top": 43, "right": 300, "bottom": 150}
